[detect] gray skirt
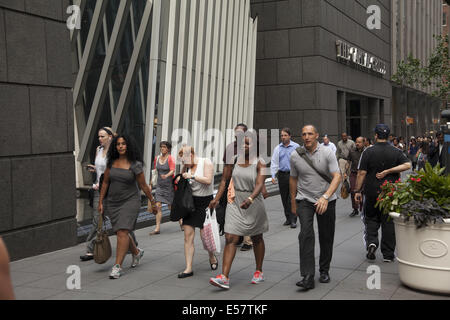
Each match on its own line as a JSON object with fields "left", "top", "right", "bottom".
{"left": 224, "top": 190, "right": 268, "bottom": 237}
{"left": 105, "top": 195, "right": 140, "bottom": 233}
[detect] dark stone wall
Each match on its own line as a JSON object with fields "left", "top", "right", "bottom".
{"left": 251, "top": 0, "right": 392, "bottom": 143}
{"left": 0, "top": 0, "right": 77, "bottom": 261}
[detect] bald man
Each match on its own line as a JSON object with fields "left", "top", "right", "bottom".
{"left": 345, "top": 137, "right": 365, "bottom": 217}
{"left": 289, "top": 125, "right": 341, "bottom": 290}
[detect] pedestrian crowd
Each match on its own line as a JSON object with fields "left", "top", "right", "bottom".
{"left": 73, "top": 122, "right": 445, "bottom": 292}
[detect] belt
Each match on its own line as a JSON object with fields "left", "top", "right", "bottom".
{"left": 278, "top": 170, "right": 290, "bottom": 174}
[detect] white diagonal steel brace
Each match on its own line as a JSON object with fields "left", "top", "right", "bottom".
{"left": 112, "top": 0, "right": 154, "bottom": 133}
{"left": 143, "top": 0, "right": 161, "bottom": 182}
{"left": 72, "top": 0, "right": 109, "bottom": 109}
{"left": 77, "top": 0, "right": 133, "bottom": 162}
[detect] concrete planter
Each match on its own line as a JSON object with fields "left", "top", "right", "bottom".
{"left": 390, "top": 212, "right": 450, "bottom": 294}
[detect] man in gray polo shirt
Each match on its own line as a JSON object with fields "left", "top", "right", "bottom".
{"left": 289, "top": 125, "right": 341, "bottom": 291}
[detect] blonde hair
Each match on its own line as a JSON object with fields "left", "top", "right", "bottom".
{"left": 178, "top": 145, "right": 195, "bottom": 157}
{"left": 99, "top": 126, "right": 117, "bottom": 138}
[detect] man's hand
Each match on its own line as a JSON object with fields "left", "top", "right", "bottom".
{"left": 376, "top": 170, "right": 388, "bottom": 180}
{"left": 314, "top": 197, "right": 329, "bottom": 215}
{"left": 291, "top": 199, "right": 298, "bottom": 216}
{"left": 271, "top": 178, "right": 277, "bottom": 185}
{"left": 355, "top": 192, "right": 363, "bottom": 204}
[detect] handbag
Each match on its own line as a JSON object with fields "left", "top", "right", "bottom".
{"left": 340, "top": 179, "right": 350, "bottom": 199}
{"left": 151, "top": 156, "right": 159, "bottom": 187}
{"left": 170, "top": 174, "right": 196, "bottom": 221}
{"left": 93, "top": 213, "right": 112, "bottom": 264}
{"left": 201, "top": 209, "right": 221, "bottom": 253}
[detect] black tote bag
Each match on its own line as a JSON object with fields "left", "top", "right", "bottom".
{"left": 170, "top": 174, "right": 196, "bottom": 221}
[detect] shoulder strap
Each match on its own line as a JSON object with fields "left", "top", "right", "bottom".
{"left": 295, "top": 147, "right": 333, "bottom": 184}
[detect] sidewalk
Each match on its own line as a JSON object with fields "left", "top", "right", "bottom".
{"left": 10, "top": 194, "right": 450, "bottom": 300}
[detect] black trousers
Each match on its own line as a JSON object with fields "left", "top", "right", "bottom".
{"left": 363, "top": 196, "right": 396, "bottom": 259}
{"left": 297, "top": 199, "right": 336, "bottom": 276}
{"left": 277, "top": 171, "right": 297, "bottom": 223}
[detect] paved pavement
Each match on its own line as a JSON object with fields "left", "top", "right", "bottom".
{"left": 10, "top": 191, "right": 450, "bottom": 300}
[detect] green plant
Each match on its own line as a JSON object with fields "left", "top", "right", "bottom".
{"left": 400, "top": 199, "right": 450, "bottom": 229}
{"left": 375, "top": 163, "right": 450, "bottom": 227}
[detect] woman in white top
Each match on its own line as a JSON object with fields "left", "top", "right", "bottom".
{"left": 177, "top": 146, "right": 218, "bottom": 278}
{"left": 80, "top": 127, "right": 114, "bottom": 261}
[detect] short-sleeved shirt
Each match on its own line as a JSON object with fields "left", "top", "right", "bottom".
{"left": 290, "top": 144, "right": 340, "bottom": 204}
{"left": 348, "top": 149, "right": 363, "bottom": 173}
{"left": 358, "top": 142, "right": 409, "bottom": 198}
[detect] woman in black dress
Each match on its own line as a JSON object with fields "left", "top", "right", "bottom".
{"left": 99, "top": 134, "right": 157, "bottom": 279}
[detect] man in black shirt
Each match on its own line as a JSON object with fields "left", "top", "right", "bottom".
{"left": 354, "top": 124, "right": 411, "bottom": 262}
{"left": 345, "top": 137, "right": 364, "bottom": 217}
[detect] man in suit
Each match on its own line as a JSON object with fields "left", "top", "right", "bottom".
{"left": 429, "top": 131, "right": 445, "bottom": 168}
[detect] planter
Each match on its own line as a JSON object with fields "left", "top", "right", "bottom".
{"left": 390, "top": 212, "right": 450, "bottom": 294}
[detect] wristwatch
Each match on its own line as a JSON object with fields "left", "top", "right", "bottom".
{"left": 191, "top": 174, "right": 196, "bottom": 180}
{"left": 322, "top": 194, "right": 329, "bottom": 200}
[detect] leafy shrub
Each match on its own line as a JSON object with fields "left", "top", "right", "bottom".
{"left": 375, "top": 163, "right": 450, "bottom": 228}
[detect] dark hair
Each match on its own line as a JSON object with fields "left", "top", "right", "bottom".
{"left": 420, "top": 141, "right": 430, "bottom": 154}
{"left": 107, "top": 134, "right": 143, "bottom": 168}
{"left": 235, "top": 123, "right": 248, "bottom": 132}
{"left": 281, "top": 128, "right": 291, "bottom": 136}
{"left": 436, "top": 131, "right": 444, "bottom": 138}
{"left": 160, "top": 141, "right": 172, "bottom": 152}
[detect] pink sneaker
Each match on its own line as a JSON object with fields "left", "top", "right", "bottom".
{"left": 209, "top": 274, "right": 230, "bottom": 289}
{"left": 251, "top": 270, "right": 265, "bottom": 284}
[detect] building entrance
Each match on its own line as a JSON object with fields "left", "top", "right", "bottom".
{"left": 346, "top": 99, "right": 362, "bottom": 139}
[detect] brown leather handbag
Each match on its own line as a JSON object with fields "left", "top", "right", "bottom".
{"left": 93, "top": 213, "right": 112, "bottom": 264}
{"left": 340, "top": 179, "right": 350, "bottom": 199}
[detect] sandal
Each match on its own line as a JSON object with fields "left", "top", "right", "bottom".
{"left": 210, "top": 255, "right": 218, "bottom": 270}
{"left": 149, "top": 230, "right": 160, "bottom": 236}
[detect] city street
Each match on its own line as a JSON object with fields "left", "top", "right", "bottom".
{"left": 9, "top": 187, "right": 450, "bottom": 300}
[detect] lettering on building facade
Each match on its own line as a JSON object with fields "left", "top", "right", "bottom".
{"left": 336, "top": 40, "right": 387, "bottom": 76}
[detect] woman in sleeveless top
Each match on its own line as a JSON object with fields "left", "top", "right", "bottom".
{"left": 209, "top": 134, "right": 269, "bottom": 289}
{"left": 80, "top": 127, "right": 120, "bottom": 261}
{"left": 149, "top": 141, "right": 176, "bottom": 235}
{"left": 177, "top": 146, "right": 219, "bottom": 279}
{"left": 99, "top": 134, "right": 156, "bottom": 279}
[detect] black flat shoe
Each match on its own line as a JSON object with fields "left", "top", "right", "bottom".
{"left": 296, "top": 275, "right": 315, "bottom": 291}
{"left": 178, "top": 271, "right": 194, "bottom": 279}
{"left": 80, "top": 254, "right": 94, "bottom": 262}
{"left": 319, "top": 272, "right": 330, "bottom": 283}
{"left": 210, "top": 255, "right": 219, "bottom": 270}
{"left": 283, "top": 220, "right": 291, "bottom": 226}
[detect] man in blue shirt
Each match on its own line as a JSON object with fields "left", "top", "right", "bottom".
{"left": 271, "top": 128, "right": 300, "bottom": 228}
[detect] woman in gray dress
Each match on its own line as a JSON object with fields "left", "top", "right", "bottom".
{"left": 99, "top": 134, "right": 157, "bottom": 279}
{"left": 149, "top": 141, "right": 176, "bottom": 235}
{"left": 209, "top": 134, "right": 269, "bottom": 289}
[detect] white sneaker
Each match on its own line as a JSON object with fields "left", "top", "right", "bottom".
{"left": 131, "top": 248, "right": 144, "bottom": 268}
{"left": 109, "top": 264, "right": 123, "bottom": 279}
